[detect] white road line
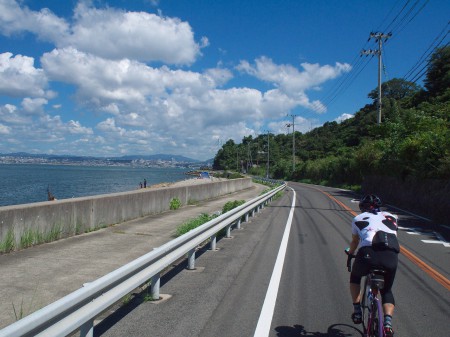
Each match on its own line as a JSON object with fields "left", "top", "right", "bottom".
{"left": 421, "top": 240, "right": 450, "bottom": 247}
{"left": 399, "top": 227, "right": 449, "bottom": 247}
{"left": 253, "top": 187, "right": 296, "bottom": 337}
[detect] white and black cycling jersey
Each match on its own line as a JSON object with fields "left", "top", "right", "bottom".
{"left": 352, "top": 211, "right": 398, "bottom": 249}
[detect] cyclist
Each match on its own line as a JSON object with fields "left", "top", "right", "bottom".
{"left": 347, "top": 194, "right": 399, "bottom": 337}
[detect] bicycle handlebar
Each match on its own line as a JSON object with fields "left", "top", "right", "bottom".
{"left": 345, "top": 248, "right": 356, "bottom": 272}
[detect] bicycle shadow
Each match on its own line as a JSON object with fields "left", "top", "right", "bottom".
{"left": 275, "top": 323, "right": 363, "bottom": 337}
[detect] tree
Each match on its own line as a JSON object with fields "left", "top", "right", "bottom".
{"left": 368, "top": 78, "right": 420, "bottom": 102}
{"left": 213, "top": 139, "right": 236, "bottom": 170}
{"left": 424, "top": 46, "right": 450, "bottom": 98}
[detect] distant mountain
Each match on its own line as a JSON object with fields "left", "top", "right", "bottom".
{"left": 1, "top": 152, "right": 200, "bottom": 163}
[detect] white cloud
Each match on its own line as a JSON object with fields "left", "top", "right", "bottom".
{"left": 21, "top": 97, "right": 48, "bottom": 114}
{"left": 0, "top": 102, "right": 93, "bottom": 153}
{"left": 0, "top": 0, "right": 69, "bottom": 41}
{"left": 0, "top": 52, "right": 48, "bottom": 97}
{"left": 41, "top": 48, "right": 234, "bottom": 109}
{"left": 269, "top": 115, "right": 314, "bottom": 135}
{"left": 0, "top": 103, "right": 30, "bottom": 124}
{"left": 0, "top": 0, "right": 205, "bottom": 65}
{"left": 237, "top": 56, "right": 351, "bottom": 112}
{"left": 68, "top": 3, "right": 204, "bottom": 64}
{"left": 0, "top": 123, "right": 11, "bottom": 134}
{"left": 335, "top": 113, "right": 353, "bottom": 123}
{"left": 66, "top": 120, "right": 94, "bottom": 135}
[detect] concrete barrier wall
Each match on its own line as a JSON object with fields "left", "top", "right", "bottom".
{"left": 0, "top": 178, "right": 253, "bottom": 252}
{"left": 362, "top": 175, "right": 449, "bottom": 226}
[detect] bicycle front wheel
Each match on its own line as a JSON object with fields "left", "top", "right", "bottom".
{"left": 361, "top": 276, "right": 370, "bottom": 333}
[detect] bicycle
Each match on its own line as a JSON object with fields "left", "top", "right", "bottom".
{"left": 346, "top": 250, "right": 386, "bottom": 337}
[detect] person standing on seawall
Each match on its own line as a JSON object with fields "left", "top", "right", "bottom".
{"left": 347, "top": 194, "right": 400, "bottom": 337}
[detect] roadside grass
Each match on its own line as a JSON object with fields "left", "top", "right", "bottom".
{"left": 175, "top": 213, "right": 215, "bottom": 237}
{"left": 0, "top": 228, "right": 15, "bottom": 253}
{"left": 12, "top": 285, "right": 39, "bottom": 321}
{"left": 175, "top": 199, "right": 247, "bottom": 238}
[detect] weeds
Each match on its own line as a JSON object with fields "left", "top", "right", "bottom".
{"left": 12, "top": 299, "right": 24, "bottom": 321}
{"left": 12, "top": 285, "right": 38, "bottom": 321}
{"left": 169, "top": 197, "right": 182, "bottom": 210}
{"left": 187, "top": 198, "right": 198, "bottom": 205}
{"left": 33, "top": 230, "right": 44, "bottom": 245}
{"left": 20, "top": 229, "right": 35, "bottom": 249}
{"left": 45, "top": 224, "right": 62, "bottom": 243}
{"left": 121, "top": 294, "right": 132, "bottom": 305}
{"left": 0, "top": 229, "right": 15, "bottom": 253}
{"left": 143, "top": 293, "right": 155, "bottom": 302}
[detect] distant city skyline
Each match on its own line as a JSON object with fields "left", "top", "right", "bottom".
{"left": 0, "top": 151, "right": 204, "bottom": 164}
{"left": 0, "top": 0, "right": 448, "bottom": 160}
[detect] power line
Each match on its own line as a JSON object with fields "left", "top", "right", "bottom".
{"left": 381, "top": 0, "right": 412, "bottom": 33}
{"left": 319, "top": 0, "right": 432, "bottom": 112}
{"left": 408, "top": 41, "right": 449, "bottom": 84}
{"left": 403, "top": 21, "right": 450, "bottom": 82}
{"left": 389, "top": 0, "right": 430, "bottom": 39}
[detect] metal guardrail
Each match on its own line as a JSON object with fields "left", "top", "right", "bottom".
{"left": 0, "top": 183, "right": 286, "bottom": 337}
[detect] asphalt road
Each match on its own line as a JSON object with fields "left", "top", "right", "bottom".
{"left": 97, "top": 182, "right": 449, "bottom": 337}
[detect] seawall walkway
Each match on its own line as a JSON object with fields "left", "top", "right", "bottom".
{"left": 0, "top": 182, "right": 267, "bottom": 329}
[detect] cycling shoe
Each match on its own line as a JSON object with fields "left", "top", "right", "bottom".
{"left": 384, "top": 326, "right": 394, "bottom": 337}
{"left": 351, "top": 312, "right": 362, "bottom": 324}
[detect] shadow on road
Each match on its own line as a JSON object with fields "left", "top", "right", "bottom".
{"left": 275, "top": 323, "right": 363, "bottom": 337}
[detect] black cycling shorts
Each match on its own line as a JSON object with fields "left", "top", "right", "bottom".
{"left": 350, "top": 246, "right": 398, "bottom": 305}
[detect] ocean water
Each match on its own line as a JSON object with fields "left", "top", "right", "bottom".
{"left": 0, "top": 164, "right": 190, "bottom": 207}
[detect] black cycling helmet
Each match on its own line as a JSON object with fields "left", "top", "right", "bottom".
{"left": 359, "top": 194, "right": 382, "bottom": 213}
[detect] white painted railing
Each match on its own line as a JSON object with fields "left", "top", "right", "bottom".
{"left": 0, "top": 182, "right": 285, "bottom": 337}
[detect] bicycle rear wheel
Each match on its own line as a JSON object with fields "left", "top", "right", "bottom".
{"left": 368, "top": 299, "right": 384, "bottom": 337}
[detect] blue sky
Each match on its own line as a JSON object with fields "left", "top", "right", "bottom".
{"left": 0, "top": 0, "right": 448, "bottom": 160}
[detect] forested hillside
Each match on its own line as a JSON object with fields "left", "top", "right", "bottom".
{"left": 213, "top": 46, "right": 450, "bottom": 189}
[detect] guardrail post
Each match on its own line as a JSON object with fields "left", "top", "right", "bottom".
{"left": 236, "top": 219, "right": 241, "bottom": 230}
{"left": 187, "top": 248, "right": 196, "bottom": 270}
{"left": 151, "top": 273, "right": 160, "bottom": 300}
{"left": 210, "top": 235, "right": 217, "bottom": 250}
{"left": 80, "top": 319, "right": 94, "bottom": 337}
{"left": 245, "top": 213, "right": 249, "bottom": 222}
{"left": 226, "top": 224, "right": 231, "bottom": 238}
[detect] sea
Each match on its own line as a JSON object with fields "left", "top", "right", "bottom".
{"left": 0, "top": 164, "right": 190, "bottom": 207}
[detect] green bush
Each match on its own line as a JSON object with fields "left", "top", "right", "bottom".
{"left": 175, "top": 213, "right": 214, "bottom": 237}
{"left": 222, "top": 200, "right": 245, "bottom": 213}
{"left": 169, "top": 197, "right": 182, "bottom": 210}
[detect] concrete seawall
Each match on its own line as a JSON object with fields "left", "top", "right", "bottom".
{"left": 0, "top": 178, "right": 253, "bottom": 252}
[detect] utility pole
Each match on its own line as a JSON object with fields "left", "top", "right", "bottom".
{"left": 361, "top": 32, "right": 391, "bottom": 124}
{"left": 266, "top": 131, "right": 270, "bottom": 179}
{"left": 287, "top": 114, "right": 297, "bottom": 172}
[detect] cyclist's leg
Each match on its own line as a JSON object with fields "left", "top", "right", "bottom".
{"left": 379, "top": 250, "right": 398, "bottom": 311}
{"left": 375, "top": 249, "right": 398, "bottom": 337}
{"left": 349, "top": 247, "right": 371, "bottom": 324}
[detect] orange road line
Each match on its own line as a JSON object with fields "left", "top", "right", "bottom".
{"left": 313, "top": 187, "right": 450, "bottom": 291}
{"left": 400, "top": 245, "right": 450, "bottom": 290}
